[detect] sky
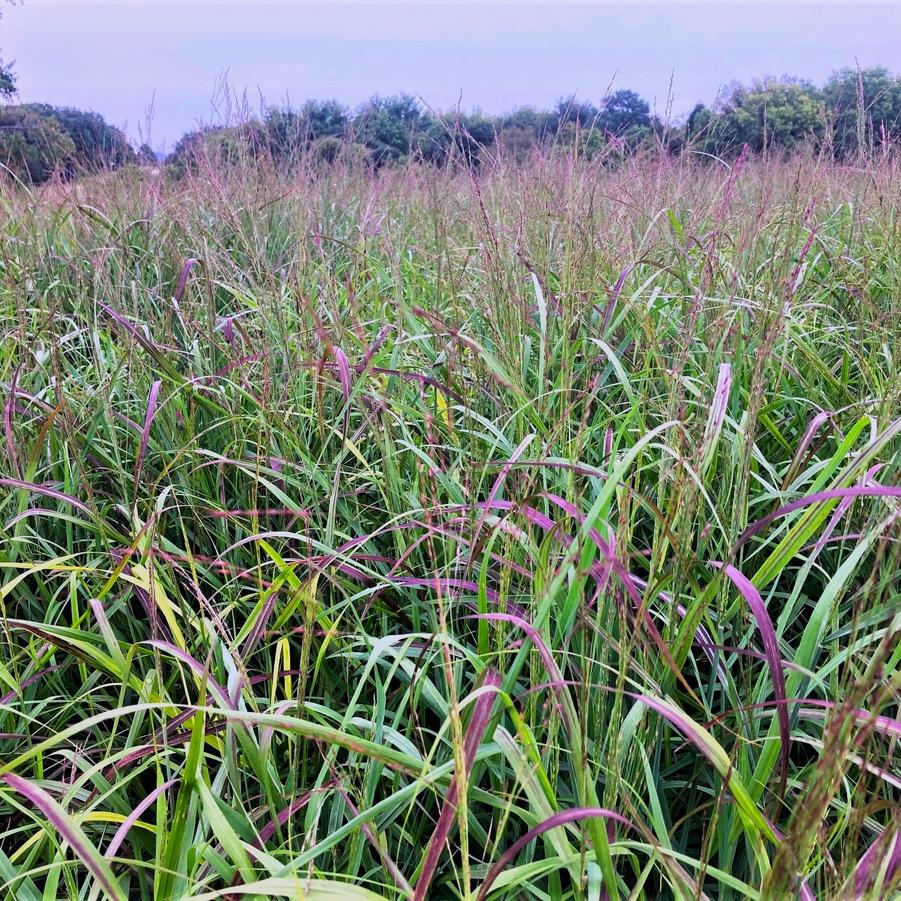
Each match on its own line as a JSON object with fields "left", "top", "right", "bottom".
{"left": 4, "top": 1, "right": 901, "bottom": 149}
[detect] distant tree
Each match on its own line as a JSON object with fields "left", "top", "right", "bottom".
{"left": 554, "top": 96, "right": 599, "bottom": 129}
{"left": 300, "top": 99, "right": 349, "bottom": 139}
{"left": 0, "top": 103, "right": 134, "bottom": 183}
{"left": 151, "top": 66, "right": 901, "bottom": 178}
{"left": 598, "top": 90, "right": 651, "bottom": 135}
{"left": 312, "top": 135, "right": 343, "bottom": 163}
{"left": 415, "top": 112, "right": 495, "bottom": 166}
{"left": 495, "top": 107, "right": 556, "bottom": 160}
{"left": 564, "top": 124, "right": 607, "bottom": 158}
{"left": 166, "top": 128, "right": 203, "bottom": 173}
{"left": 824, "top": 67, "right": 901, "bottom": 155}
{"left": 499, "top": 106, "right": 555, "bottom": 136}
{"left": 136, "top": 143, "right": 157, "bottom": 165}
{"left": 0, "top": 58, "right": 13, "bottom": 99}
{"left": 309, "top": 135, "right": 371, "bottom": 166}
{"left": 23, "top": 104, "right": 134, "bottom": 172}
{"left": 262, "top": 108, "right": 305, "bottom": 161}
{"left": 264, "top": 99, "right": 349, "bottom": 162}
{"left": 0, "top": 106, "right": 75, "bottom": 182}
{"left": 703, "top": 80, "right": 825, "bottom": 155}
{"left": 354, "top": 94, "right": 424, "bottom": 163}
{"left": 496, "top": 125, "right": 539, "bottom": 162}
{"left": 166, "top": 122, "right": 264, "bottom": 176}
{"left": 685, "top": 103, "right": 713, "bottom": 143}
{"left": 458, "top": 114, "right": 497, "bottom": 164}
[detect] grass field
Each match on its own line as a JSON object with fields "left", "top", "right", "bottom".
{"left": 0, "top": 148, "right": 899, "bottom": 899}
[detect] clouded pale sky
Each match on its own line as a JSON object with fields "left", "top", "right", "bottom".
{"left": 5, "top": 2, "right": 901, "bottom": 148}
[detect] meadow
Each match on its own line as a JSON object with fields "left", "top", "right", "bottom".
{"left": 0, "top": 146, "right": 898, "bottom": 899}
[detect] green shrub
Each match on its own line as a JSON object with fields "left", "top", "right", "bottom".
{"left": 0, "top": 104, "right": 133, "bottom": 183}
{"left": 0, "top": 106, "right": 75, "bottom": 183}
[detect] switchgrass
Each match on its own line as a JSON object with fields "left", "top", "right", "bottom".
{"left": 0, "top": 147, "right": 899, "bottom": 900}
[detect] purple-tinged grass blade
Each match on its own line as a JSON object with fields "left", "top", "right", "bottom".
{"left": 2, "top": 773, "right": 126, "bottom": 901}
{"left": 0, "top": 479, "right": 91, "bottom": 515}
{"left": 601, "top": 262, "right": 634, "bottom": 335}
{"left": 336, "top": 782, "right": 413, "bottom": 895}
{"left": 477, "top": 807, "right": 635, "bottom": 900}
{"left": 462, "top": 497, "right": 698, "bottom": 699}
{"left": 99, "top": 302, "right": 175, "bottom": 356}
{"left": 629, "top": 692, "right": 778, "bottom": 843}
{"left": 105, "top": 778, "right": 176, "bottom": 858}
{"left": 737, "top": 485, "right": 901, "bottom": 546}
{"left": 356, "top": 324, "right": 393, "bottom": 374}
{"left": 240, "top": 589, "right": 280, "bottom": 658}
{"left": 253, "top": 785, "right": 330, "bottom": 848}
{"left": 630, "top": 572, "right": 730, "bottom": 688}
{"left": 788, "top": 411, "right": 833, "bottom": 476}
{"left": 473, "top": 433, "right": 535, "bottom": 546}
{"left": 798, "top": 699, "right": 901, "bottom": 742}
{"left": 133, "top": 379, "right": 161, "bottom": 496}
{"left": 112, "top": 410, "right": 143, "bottom": 434}
{"left": 369, "top": 367, "right": 464, "bottom": 403}
{"left": 4, "top": 507, "right": 95, "bottom": 531}
{"left": 0, "top": 663, "right": 64, "bottom": 705}
{"left": 173, "top": 257, "right": 198, "bottom": 303}
{"left": 268, "top": 454, "right": 287, "bottom": 491}
{"left": 710, "top": 698, "right": 901, "bottom": 746}
{"left": 221, "top": 316, "right": 236, "bottom": 346}
{"left": 603, "top": 427, "right": 613, "bottom": 461}
{"left": 528, "top": 493, "right": 690, "bottom": 692}
{"left": 413, "top": 669, "right": 502, "bottom": 901}
{"left": 333, "top": 347, "right": 352, "bottom": 402}
{"left": 541, "top": 492, "right": 616, "bottom": 561}
{"left": 4, "top": 364, "right": 21, "bottom": 478}
{"left": 711, "top": 561, "right": 790, "bottom": 804}
{"left": 145, "top": 640, "right": 235, "bottom": 710}
{"left": 470, "top": 613, "right": 579, "bottom": 736}
{"left": 482, "top": 458, "right": 608, "bottom": 480}
{"left": 471, "top": 616, "right": 563, "bottom": 692}
{"left": 854, "top": 827, "right": 900, "bottom": 897}
{"left": 3, "top": 383, "right": 54, "bottom": 415}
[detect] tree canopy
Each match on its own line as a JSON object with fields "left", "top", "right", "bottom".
{"left": 696, "top": 80, "right": 826, "bottom": 155}
{"left": 824, "top": 67, "right": 901, "bottom": 155}
{"left": 0, "top": 104, "right": 134, "bottom": 182}
{"left": 3, "top": 65, "right": 901, "bottom": 185}
{"left": 0, "top": 106, "right": 75, "bottom": 183}
{"left": 0, "top": 58, "right": 13, "bottom": 99}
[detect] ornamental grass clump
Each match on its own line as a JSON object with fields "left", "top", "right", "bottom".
{"left": 0, "top": 146, "right": 898, "bottom": 899}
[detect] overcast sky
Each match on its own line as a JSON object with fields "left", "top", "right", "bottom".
{"left": 5, "top": 2, "right": 901, "bottom": 148}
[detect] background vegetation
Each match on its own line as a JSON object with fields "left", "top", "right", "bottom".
{"left": 0, "top": 139, "right": 898, "bottom": 899}
{"left": 3, "top": 66, "right": 901, "bottom": 183}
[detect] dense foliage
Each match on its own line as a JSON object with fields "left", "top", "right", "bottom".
{"left": 22, "top": 103, "right": 134, "bottom": 171}
{"left": 0, "top": 58, "right": 13, "bottom": 100}
{"left": 0, "top": 105, "right": 75, "bottom": 183}
{"left": 0, "top": 103, "right": 133, "bottom": 182}
{"left": 824, "top": 67, "right": 901, "bottom": 155}
{"left": 0, "top": 147, "right": 898, "bottom": 899}
{"left": 165, "top": 69, "right": 901, "bottom": 175}
{"left": 3, "top": 67, "right": 901, "bottom": 183}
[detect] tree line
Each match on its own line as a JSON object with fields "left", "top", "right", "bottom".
{"left": 2, "top": 68, "right": 901, "bottom": 184}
